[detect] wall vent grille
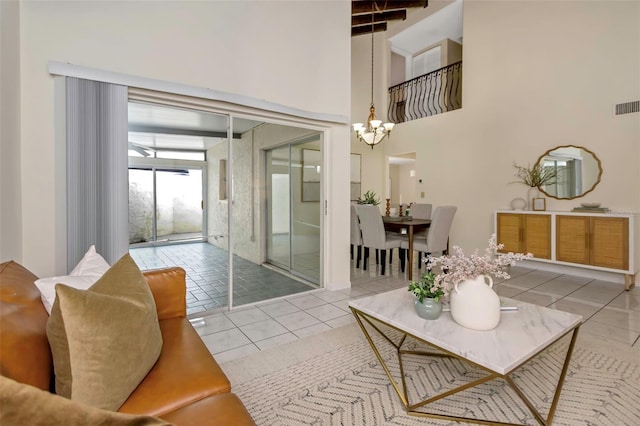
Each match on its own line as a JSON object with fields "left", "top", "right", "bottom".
{"left": 615, "top": 100, "right": 639, "bottom": 115}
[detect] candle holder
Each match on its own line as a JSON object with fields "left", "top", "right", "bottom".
{"left": 385, "top": 199, "right": 391, "bottom": 216}
{"left": 398, "top": 204, "right": 404, "bottom": 217}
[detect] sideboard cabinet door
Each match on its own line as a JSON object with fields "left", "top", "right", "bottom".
{"left": 497, "top": 213, "right": 551, "bottom": 259}
{"left": 524, "top": 214, "right": 552, "bottom": 260}
{"left": 497, "top": 213, "right": 524, "bottom": 253}
{"left": 590, "top": 217, "right": 629, "bottom": 270}
{"left": 556, "top": 215, "right": 590, "bottom": 265}
{"left": 557, "top": 215, "right": 629, "bottom": 270}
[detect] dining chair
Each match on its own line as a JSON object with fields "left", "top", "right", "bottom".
{"left": 410, "top": 203, "right": 432, "bottom": 268}
{"left": 401, "top": 206, "right": 457, "bottom": 271}
{"left": 410, "top": 203, "right": 432, "bottom": 235}
{"left": 350, "top": 205, "right": 363, "bottom": 269}
{"left": 410, "top": 203, "right": 432, "bottom": 221}
{"left": 356, "top": 205, "right": 404, "bottom": 275}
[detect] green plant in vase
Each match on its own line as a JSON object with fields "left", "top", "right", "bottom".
{"left": 408, "top": 271, "right": 445, "bottom": 303}
{"left": 356, "top": 190, "right": 380, "bottom": 206}
{"left": 408, "top": 270, "right": 445, "bottom": 320}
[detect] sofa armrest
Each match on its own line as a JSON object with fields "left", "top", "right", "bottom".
{"left": 143, "top": 267, "right": 187, "bottom": 320}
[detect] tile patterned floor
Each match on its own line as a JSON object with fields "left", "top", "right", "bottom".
{"left": 130, "top": 243, "right": 317, "bottom": 314}
{"left": 191, "top": 258, "right": 640, "bottom": 363}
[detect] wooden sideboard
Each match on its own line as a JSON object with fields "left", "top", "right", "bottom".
{"left": 495, "top": 210, "right": 637, "bottom": 290}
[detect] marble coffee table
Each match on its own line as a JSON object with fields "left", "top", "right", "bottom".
{"left": 348, "top": 288, "right": 582, "bottom": 426}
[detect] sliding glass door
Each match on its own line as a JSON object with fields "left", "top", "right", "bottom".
{"left": 128, "top": 164, "right": 205, "bottom": 246}
{"left": 127, "top": 100, "right": 324, "bottom": 313}
{"left": 265, "top": 134, "right": 322, "bottom": 285}
{"left": 266, "top": 145, "right": 291, "bottom": 271}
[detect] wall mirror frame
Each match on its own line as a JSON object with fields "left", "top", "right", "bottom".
{"left": 536, "top": 145, "right": 602, "bottom": 200}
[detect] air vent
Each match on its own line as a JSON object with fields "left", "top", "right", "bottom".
{"left": 615, "top": 100, "right": 639, "bottom": 115}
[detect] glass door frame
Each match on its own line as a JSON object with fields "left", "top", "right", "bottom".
{"left": 264, "top": 144, "right": 292, "bottom": 272}
{"left": 127, "top": 102, "right": 332, "bottom": 313}
{"left": 128, "top": 157, "right": 207, "bottom": 248}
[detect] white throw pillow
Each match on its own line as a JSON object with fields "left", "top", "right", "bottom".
{"left": 69, "top": 245, "right": 111, "bottom": 277}
{"left": 34, "top": 246, "right": 110, "bottom": 314}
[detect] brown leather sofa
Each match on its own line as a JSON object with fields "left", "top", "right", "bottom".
{"left": 0, "top": 260, "right": 255, "bottom": 425}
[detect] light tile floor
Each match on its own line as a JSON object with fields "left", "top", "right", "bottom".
{"left": 192, "top": 260, "right": 640, "bottom": 363}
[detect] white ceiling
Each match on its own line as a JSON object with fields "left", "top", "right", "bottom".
{"left": 128, "top": 102, "right": 263, "bottom": 150}
{"left": 389, "top": 0, "right": 463, "bottom": 55}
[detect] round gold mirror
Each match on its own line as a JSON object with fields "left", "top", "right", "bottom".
{"left": 536, "top": 145, "right": 602, "bottom": 200}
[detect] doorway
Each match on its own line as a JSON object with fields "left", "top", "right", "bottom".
{"left": 265, "top": 134, "right": 322, "bottom": 286}
{"left": 128, "top": 165, "right": 205, "bottom": 246}
{"left": 127, "top": 101, "right": 323, "bottom": 314}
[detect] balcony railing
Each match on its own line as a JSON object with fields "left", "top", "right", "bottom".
{"left": 388, "top": 61, "right": 462, "bottom": 123}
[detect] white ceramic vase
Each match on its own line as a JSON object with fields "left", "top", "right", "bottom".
{"left": 510, "top": 197, "right": 526, "bottom": 210}
{"left": 449, "top": 275, "right": 501, "bottom": 331}
{"left": 527, "top": 187, "right": 540, "bottom": 210}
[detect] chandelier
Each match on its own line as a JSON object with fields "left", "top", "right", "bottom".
{"left": 352, "top": 2, "right": 394, "bottom": 149}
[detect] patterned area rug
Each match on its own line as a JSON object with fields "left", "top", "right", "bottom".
{"left": 221, "top": 322, "right": 640, "bottom": 425}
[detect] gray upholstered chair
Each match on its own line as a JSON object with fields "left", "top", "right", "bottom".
{"left": 356, "top": 205, "right": 404, "bottom": 275}
{"left": 410, "top": 203, "right": 432, "bottom": 268}
{"left": 410, "top": 203, "right": 432, "bottom": 237}
{"left": 401, "top": 206, "right": 457, "bottom": 271}
{"left": 410, "top": 203, "right": 432, "bottom": 221}
{"left": 350, "top": 205, "right": 363, "bottom": 268}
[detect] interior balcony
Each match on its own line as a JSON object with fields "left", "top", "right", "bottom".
{"left": 388, "top": 60, "right": 462, "bottom": 123}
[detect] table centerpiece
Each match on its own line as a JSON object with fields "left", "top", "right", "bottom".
{"left": 423, "top": 234, "right": 533, "bottom": 330}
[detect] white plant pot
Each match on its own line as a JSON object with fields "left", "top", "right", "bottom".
{"left": 449, "top": 275, "right": 501, "bottom": 331}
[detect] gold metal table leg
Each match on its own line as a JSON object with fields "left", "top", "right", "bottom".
{"left": 350, "top": 307, "right": 580, "bottom": 426}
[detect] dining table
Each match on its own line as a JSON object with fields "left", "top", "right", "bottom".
{"left": 382, "top": 217, "right": 431, "bottom": 280}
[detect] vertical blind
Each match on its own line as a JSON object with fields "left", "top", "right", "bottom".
{"left": 66, "top": 77, "right": 129, "bottom": 270}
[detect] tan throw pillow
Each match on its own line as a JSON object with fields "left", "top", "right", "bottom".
{"left": 0, "top": 375, "right": 173, "bottom": 426}
{"left": 46, "top": 253, "right": 163, "bottom": 411}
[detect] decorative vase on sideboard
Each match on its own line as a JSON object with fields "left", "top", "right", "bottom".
{"left": 414, "top": 297, "right": 443, "bottom": 320}
{"left": 449, "top": 275, "right": 501, "bottom": 330}
{"left": 527, "top": 187, "right": 540, "bottom": 210}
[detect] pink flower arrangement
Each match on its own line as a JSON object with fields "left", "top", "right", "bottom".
{"left": 425, "top": 234, "right": 533, "bottom": 295}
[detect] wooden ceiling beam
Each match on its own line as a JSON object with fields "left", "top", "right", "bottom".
{"left": 352, "top": 0, "right": 428, "bottom": 15}
{"left": 351, "top": 22, "right": 388, "bottom": 37}
{"left": 352, "top": 10, "right": 406, "bottom": 26}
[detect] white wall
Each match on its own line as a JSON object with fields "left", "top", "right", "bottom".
{"left": 0, "top": 0, "right": 22, "bottom": 263}
{"left": 354, "top": 1, "right": 640, "bottom": 270}
{"left": 398, "top": 162, "right": 418, "bottom": 205}
{"left": 12, "top": 1, "right": 351, "bottom": 288}
{"left": 351, "top": 31, "right": 390, "bottom": 204}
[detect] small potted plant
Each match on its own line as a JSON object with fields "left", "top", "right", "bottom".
{"left": 408, "top": 270, "right": 445, "bottom": 320}
{"left": 356, "top": 190, "right": 380, "bottom": 206}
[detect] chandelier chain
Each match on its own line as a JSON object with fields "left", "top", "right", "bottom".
{"left": 351, "top": 0, "right": 394, "bottom": 148}
{"left": 370, "top": 1, "right": 374, "bottom": 107}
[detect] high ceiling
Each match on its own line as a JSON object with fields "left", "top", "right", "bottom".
{"left": 389, "top": 0, "right": 463, "bottom": 54}
{"left": 352, "top": 0, "right": 429, "bottom": 37}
